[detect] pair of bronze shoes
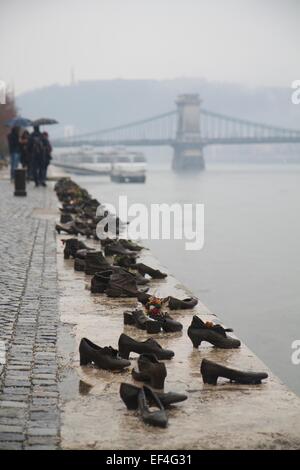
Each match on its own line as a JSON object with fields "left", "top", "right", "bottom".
{"left": 120, "top": 382, "right": 187, "bottom": 428}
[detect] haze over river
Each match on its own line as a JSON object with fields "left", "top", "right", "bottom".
{"left": 73, "top": 162, "right": 300, "bottom": 395}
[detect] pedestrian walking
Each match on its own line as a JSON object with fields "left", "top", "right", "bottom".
{"left": 19, "top": 130, "right": 31, "bottom": 180}
{"left": 28, "top": 126, "right": 46, "bottom": 187}
{"left": 42, "top": 131, "right": 52, "bottom": 180}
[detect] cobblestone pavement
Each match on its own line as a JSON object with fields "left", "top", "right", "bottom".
{"left": 0, "top": 181, "right": 60, "bottom": 450}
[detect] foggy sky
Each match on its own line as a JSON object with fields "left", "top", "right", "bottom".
{"left": 1, "top": 0, "right": 299, "bottom": 95}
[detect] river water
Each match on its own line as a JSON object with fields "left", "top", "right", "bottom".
{"left": 73, "top": 163, "right": 300, "bottom": 395}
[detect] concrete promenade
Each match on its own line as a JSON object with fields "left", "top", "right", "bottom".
{"left": 0, "top": 179, "right": 60, "bottom": 449}
{"left": 1, "top": 176, "right": 300, "bottom": 449}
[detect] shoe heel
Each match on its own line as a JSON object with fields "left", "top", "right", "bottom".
{"left": 202, "top": 374, "right": 218, "bottom": 385}
{"left": 151, "top": 375, "right": 165, "bottom": 389}
{"left": 123, "top": 312, "right": 134, "bottom": 325}
{"left": 75, "top": 261, "right": 85, "bottom": 272}
{"left": 120, "top": 384, "right": 138, "bottom": 410}
{"left": 150, "top": 365, "right": 167, "bottom": 389}
{"left": 79, "top": 353, "right": 90, "bottom": 366}
{"left": 191, "top": 338, "right": 201, "bottom": 348}
{"left": 188, "top": 330, "right": 201, "bottom": 348}
{"left": 118, "top": 345, "right": 130, "bottom": 360}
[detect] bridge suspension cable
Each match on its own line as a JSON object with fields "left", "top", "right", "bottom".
{"left": 53, "top": 104, "right": 300, "bottom": 147}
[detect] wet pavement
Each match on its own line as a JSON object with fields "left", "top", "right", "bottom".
{"left": 1, "top": 174, "right": 300, "bottom": 450}
{"left": 57, "top": 237, "right": 300, "bottom": 450}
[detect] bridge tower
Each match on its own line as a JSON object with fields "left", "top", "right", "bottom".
{"left": 173, "top": 94, "right": 205, "bottom": 171}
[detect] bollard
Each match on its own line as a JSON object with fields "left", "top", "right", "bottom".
{"left": 14, "top": 168, "right": 27, "bottom": 197}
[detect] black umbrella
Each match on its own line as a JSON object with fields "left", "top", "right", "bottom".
{"left": 5, "top": 116, "right": 32, "bottom": 127}
{"left": 31, "top": 118, "right": 58, "bottom": 126}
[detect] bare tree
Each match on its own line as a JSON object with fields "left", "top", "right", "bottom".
{"left": 0, "top": 93, "right": 17, "bottom": 159}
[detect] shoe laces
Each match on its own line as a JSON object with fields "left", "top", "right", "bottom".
{"left": 192, "top": 316, "right": 233, "bottom": 337}
{"left": 204, "top": 321, "right": 233, "bottom": 338}
{"left": 103, "top": 346, "right": 119, "bottom": 357}
{"left": 145, "top": 338, "right": 161, "bottom": 348}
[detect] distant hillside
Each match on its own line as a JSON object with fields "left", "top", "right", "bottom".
{"left": 16, "top": 78, "right": 300, "bottom": 163}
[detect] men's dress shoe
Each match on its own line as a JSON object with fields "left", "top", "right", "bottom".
{"left": 118, "top": 333, "right": 174, "bottom": 360}
{"left": 200, "top": 358, "right": 268, "bottom": 385}
{"left": 167, "top": 296, "right": 198, "bottom": 310}
{"left": 138, "top": 386, "right": 168, "bottom": 428}
{"left": 105, "top": 270, "right": 148, "bottom": 298}
{"left": 119, "top": 239, "right": 144, "bottom": 252}
{"left": 123, "top": 309, "right": 161, "bottom": 334}
{"left": 113, "top": 254, "right": 137, "bottom": 268}
{"left": 59, "top": 205, "right": 79, "bottom": 214}
{"left": 100, "top": 238, "right": 116, "bottom": 248}
{"left": 60, "top": 213, "right": 73, "bottom": 224}
{"left": 62, "top": 238, "right": 95, "bottom": 259}
{"left": 148, "top": 312, "right": 183, "bottom": 333}
{"left": 56, "top": 222, "right": 78, "bottom": 235}
{"left": 134, "top": 263, "right": 167, "bottom": 279}
{"left": 127, "top": 269, "right": 149, "bottom": 286}
{"left": 120, "top": 383, "right": 187, "bottom": 410}
{"left": 84, "top": 251, "right": 111, "bottom": 275}
{"left": 79, "top": 338, "right": 130, "bottom": 371}
{"left": 91, "top": 270, "right": 114, "bottom": 293}
{"left": 74, "top": 257, "right": 86, "bottom": 271}
{"left": 104, "top": 241, "right": 137, "bottom": 257}
{"left": 136, "top": 292, "right": 152, "bottom": 305}
{"left": 132, "top": 353, "right": 167, "bottom": 389}
{"left": 75, "top": 248, "right": 97, "bottom": 260}
{"left": 187, "top": 315, "right": 240, "bottom": 349}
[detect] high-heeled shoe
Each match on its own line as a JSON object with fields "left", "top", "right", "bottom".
{"left": 120, "top": 383, "right": 187, "bottom": 410}
{"left": 118, "top": 334, "right": 174, "bottom": 360}
{"left": 79, "top": 338, "right": 130, "bottom": 371}
{"left": 200, "top": 358, "right": 268, "bottom": 385}
{"left": 138, "top": 386, "right": 168, "bottom": 428}
{"left": 188, "top": 315, "right": 240, "bottom": 349}
{"left": 132, "top": 353, "right": 167, "bottom": 389}
{"left": 56, "top": 222, "right": 78, "bottom": 235}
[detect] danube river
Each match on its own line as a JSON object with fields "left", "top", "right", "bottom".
{"left": 73, "top": 163, "right": 300, "bottom": 395}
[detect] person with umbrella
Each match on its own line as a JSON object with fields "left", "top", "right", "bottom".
{"left": 29, "top": 118, "right": 58, "bottom": 186}
{"left": 19, "top": 130, "right": 31, "bottom": 180}
{"left": 6, "top": 117, "right": 32, "bottom": 181}
{"left": 28, "top": 125, "right": 47, "bottom": 187}
{"left": 42, "top": 131, "right": 52, "bottom": 180}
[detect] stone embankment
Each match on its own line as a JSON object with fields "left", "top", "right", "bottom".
{"left": 1, "top": 175, "right": 300, "bottom": 449}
